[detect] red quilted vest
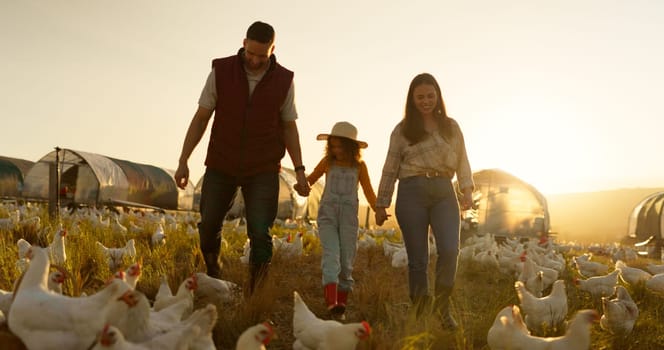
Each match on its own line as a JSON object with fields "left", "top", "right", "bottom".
{"left": 205, "top": 49, "right": 293, "bottom": 176}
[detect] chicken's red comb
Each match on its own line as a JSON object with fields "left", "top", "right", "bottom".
{"left": 188, "top": 273, "right": 198, "bottom": 290}
{"left": 361, "top": 321, "right": 371, "bottom": 335}
{"left": 261, "top": 321, "right": 274, "bottom": 344}
{"left": 100, "top": 324, "right": 113, "bottom": 346}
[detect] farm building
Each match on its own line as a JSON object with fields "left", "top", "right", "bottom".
{"left": 0, "top": 156, "right": 34, "bottom": 198}
{"left": 21, "top": 148, "right": 194, "bottom": 210}
{"left": 193, "top": 167, "right": 324, "bottom": 221}
{"left": 627, "top": 191, "right": 664, "bottom": 242}
{"left": 462, "top": 168, "right": 550, "bottom": 237}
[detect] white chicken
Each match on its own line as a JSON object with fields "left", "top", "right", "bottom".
{"left": 236, "top": 321, "right": 275, "bottom": 350}
{"left": 600, "top": 285, "right": 639, "bottom": 335}
{"left": 155, "top": 274, "right": 172, "bottom": 302}
{"left": 292, "top": 291, "right": 371, "bottom": 350}
{"left": 91, "top": 323, "right": 201, "bottom": 350}
{"left": 0, "top": 209, "right": 20, "bottom": 230}
{"left": 472, "top": 249, "right": 499, "bottom": 269}
{"left": 615, "top": 260, "right": 651, "bottom": 286}
{"left": 646, "top": 263, "right": 664, "bottom": 275}
{"left": 573, "top": 255, "right": 609, "bottom": 278}
{"left": 111, "top": 289, "right": 217, "bottom": 349}
{"left": 111, "top": 216, "right": 128, "bottom": 235}
{"left": 497, "top": 250, "right": 525, "bottom": 277}
{"left": 114, "top": 260, "right": 142, "bottom": 290}
{"left": 276, "top": 232, "right": 304, "bottom": 257}
{"left": 646, "top": 273, "right": 664, "bottom": 294}
{"left": 357, "top": 233, "right": 377, "bottom": 250}
{"left": 17, "top": 238, "right": 32, "bottom": 260}
{"left": 574, "top": 269, "right": 619, "bottom": 298}
{"left": 47, "top": 225, "right": 67, "bottom": 266}
{"left": 0, "top": 268, "right": 67, "bottom": 316}
{"left": 515, "top": 280, "right": 568, "bottom": 334}
{"left": 519, "top": 255, "right": 558, "bottom": 293}
{"left": 193, "top": 272, "right": 239, "bottom": 307}
{"left": 16, "top": 225, "right": 67, "bottom": 267}
{"left": 382, "top": 238, "right": 404, "bottom": 257}
{"left": 508, "top": 309, "right": 599, "bottom": 350}
{"left": 152, "top": 274, "right": 197, "bottom": 318}
{"left": 110, "top": 290, "right": 171, "bottom": 342}
{"left": 486, "top": 305, "right": 530, "bottom": 350}
{"left": 391, "top": 246, "right": 408, "bottom": 268}
{"left": 46, "top": 266, "right": 67, "bottom": 295}
{"left": 97, "top": 239, "right": 137, "bottom": 271}
{"left": 152, "top": 224, "right": 166, "bottom": 247}
{"left": 9, "top": 246, "right": 135, "bottom": 350}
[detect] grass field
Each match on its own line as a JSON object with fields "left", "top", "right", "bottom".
{"left": 1, "top": 204, "right": 664, "bottom": 349}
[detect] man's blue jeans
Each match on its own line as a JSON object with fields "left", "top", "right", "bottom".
{"left": 395, "top": 176, "right": 460, "bottom": 299}
{"left": 198, "top": 168, "right": 279, "bottom": 264}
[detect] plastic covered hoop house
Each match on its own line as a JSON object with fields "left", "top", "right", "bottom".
{"left": 0, "top": 156, "right": 34, "bottom": 198}
{"left": 466, "top": 168, "right": 550, "bottom": 237}
{"left": 627, "top": 191, "right": 664, "bottom": 241}
{"left": 21, "top": 148, "right": 193, "bottom": 210}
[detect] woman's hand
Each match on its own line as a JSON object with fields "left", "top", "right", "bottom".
{"left": 375, "top": 207, "right": 391, "bottom": 226}
{"left": 460, "top": 189, "right": 474, "bottom": 210}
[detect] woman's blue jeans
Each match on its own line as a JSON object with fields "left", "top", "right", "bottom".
{"left": 198, "top": 168, "right": 279, "bottom": 264}
{"left": 395, "top": 176, "right": 460, "bottom": 299}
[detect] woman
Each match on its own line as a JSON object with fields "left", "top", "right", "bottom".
{"left": 375, "top": 73, "right": 474, "bottom": 329}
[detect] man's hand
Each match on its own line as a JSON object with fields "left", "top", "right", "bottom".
{"left": 375, "top": 207, "right": 391, "bottom": 226}
{"left": 294, "top": 171, "right": 310, "bottom": 196}
{"left": 174, "top": 163, "right": 189, "bottom": 190}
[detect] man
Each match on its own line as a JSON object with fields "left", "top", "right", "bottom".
{"left": 174, "top": 21, "right": 310, "bottom": 295}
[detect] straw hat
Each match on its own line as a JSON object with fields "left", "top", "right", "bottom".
{"left": 316, "top": 121, "right": 368, "bottom": 148}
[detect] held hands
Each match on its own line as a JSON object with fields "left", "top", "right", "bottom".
{"left": 174, "top": 163, "right": 189, "bottom": 190}
{"left": 374, "top": 207, "right": 391, "bottom": 226}
{"left": 293, "top": 171, "right": 310, "bottom": 197}
{"left": 460, "top": 189, "right": 474, "bottom": 211}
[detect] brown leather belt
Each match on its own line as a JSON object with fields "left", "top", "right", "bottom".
{"left": 416, "top": 170, "right": 453, "bottom": 178}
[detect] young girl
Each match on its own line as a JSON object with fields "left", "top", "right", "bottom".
{"left": 306, "top": 121, "right": 377, "bottom": 319}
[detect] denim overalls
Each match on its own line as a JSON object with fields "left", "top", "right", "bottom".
{"left": 317, "top": 162, "right": 360, "bottom": 292}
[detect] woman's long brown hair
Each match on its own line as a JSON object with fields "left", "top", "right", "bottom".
{"left": 402, "top": 73, "right": 453, "bottom": 144}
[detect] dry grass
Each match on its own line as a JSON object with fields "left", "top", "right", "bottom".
{"left": 2, "top": 207, "right": 664, "bottom": 349}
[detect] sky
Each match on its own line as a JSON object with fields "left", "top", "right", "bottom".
{"left": 1, "top": 0, "right": 663, "bottom": 196}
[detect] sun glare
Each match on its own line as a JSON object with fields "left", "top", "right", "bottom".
{"left": 471, "top": 95, "right": 597, "bottom": 195}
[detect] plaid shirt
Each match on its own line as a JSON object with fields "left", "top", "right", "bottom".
{"left": 376, "top": 118, "right": 474, "bottom": 208}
